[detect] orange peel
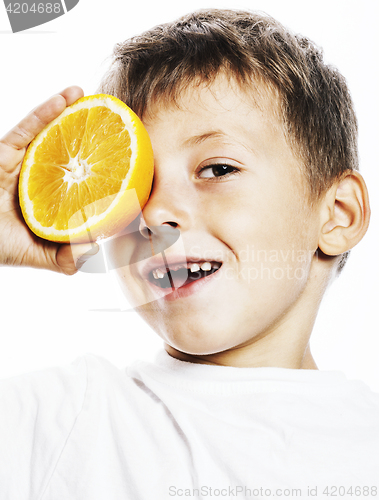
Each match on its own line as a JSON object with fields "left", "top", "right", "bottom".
{"left": 19, "top": 94, "right": 154, "bottom": 243}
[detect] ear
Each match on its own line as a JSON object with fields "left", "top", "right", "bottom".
{"left": 318, "top": 171, "right": 371, "bottom": 256}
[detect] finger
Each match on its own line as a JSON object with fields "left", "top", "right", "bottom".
{"left": 0, "top": 86, "right": 84, "bottom": 156}
{"left": 0, "top": 95, "right": 65, "bottom": 155}
{"left": 59, "top": 85, "right": 84, "bottom": 106}
{"left": 56, "top": 242, "right": 99, "bottom": 275}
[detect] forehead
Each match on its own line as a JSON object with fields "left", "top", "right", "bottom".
{"left": 143, "top": 73, "right": 290, "bottom": 160}
{"left": 144, "top": 72, "right": 283, "bottom": 128}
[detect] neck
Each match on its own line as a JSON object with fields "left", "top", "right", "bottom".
{"left": 165, "top": 339, "right": 318, "bottom": 369}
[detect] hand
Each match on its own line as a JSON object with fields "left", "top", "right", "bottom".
{"left": 0, "top": 86, "right": 98, "bottom": 275}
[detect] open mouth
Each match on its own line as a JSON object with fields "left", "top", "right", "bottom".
{"left": 148, "top": 261, "right": 222, "bottom": 289}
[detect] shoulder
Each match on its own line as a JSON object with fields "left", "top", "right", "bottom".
{"left": 0, "top": 356, "right": 90, "bottom": 499}
{"left": 0, "top": 353, "right": 138, "bottom": 422}
{"left": 349, "top": 379, "right": 379, "bottom": 417}
{"left": 0, "top": 355, "right": 89, "bottom": 418}
{"left": 0, "top": 354, "right": 145, "bottom": 499}
{"left": 343, "top": 377, "right": 379, "bottom": 406}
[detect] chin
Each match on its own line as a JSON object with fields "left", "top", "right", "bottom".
{"left": 163, "top": 326, "right": 241, "bottom": 357}
{"left": 138, "top": 304, "right": 257, "bottom": 356}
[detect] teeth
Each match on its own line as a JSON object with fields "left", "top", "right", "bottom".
{"left": 152, "top": 268, "right": 168, "bottom": 279}
{"left": 200, "top": 262, "right": 212, "bottom": 271}
{"left": 151, "top": 261, "right": 221, "bottom": 279}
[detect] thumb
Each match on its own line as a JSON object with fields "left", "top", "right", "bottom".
{"left": 57, "top": 242, "right": 100, "bottom": 275}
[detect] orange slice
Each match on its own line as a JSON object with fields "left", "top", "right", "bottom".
{"left": 19, "top": 94, "right": 154, "bottom": 243}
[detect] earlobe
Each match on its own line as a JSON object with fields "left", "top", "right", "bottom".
{"left": 318, "top": 171, "right": 371, "bottom": 256}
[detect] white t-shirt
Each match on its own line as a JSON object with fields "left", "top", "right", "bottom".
{"left": 0, "top": 351, "right": 378, "bottom": 500}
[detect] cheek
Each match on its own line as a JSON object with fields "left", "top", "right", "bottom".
{"left": 113, "top": 267, "right": 139, "bottom": 307}
{"left": 113, "top": 266, "right": 154, "bottom": 309}
{"left": 209, "top": 182, "right": 315, "bottom": 295}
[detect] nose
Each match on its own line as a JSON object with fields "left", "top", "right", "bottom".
{"left": 139, "top": 212, "right": 178, "bottom": 239}
{"left": 138, "top": 176, "right": 192, "bottom": 238}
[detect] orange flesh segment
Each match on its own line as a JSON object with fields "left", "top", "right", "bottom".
{"left": 27, "top": 106, "right": 132, "bottom": 230}
{"left": 60, "top": 108, "right": 88, "bottom": 157}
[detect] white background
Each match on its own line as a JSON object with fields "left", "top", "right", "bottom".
{"left": 0, "top": 0, "right": 378, "bottom": 389}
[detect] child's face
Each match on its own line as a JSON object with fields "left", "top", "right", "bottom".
{"left": 114, "top": 74, "right": 323, "bottom": 366}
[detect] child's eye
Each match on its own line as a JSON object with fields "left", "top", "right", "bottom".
{"left": 197, "top": 164, "right": 240, "bottom": 180}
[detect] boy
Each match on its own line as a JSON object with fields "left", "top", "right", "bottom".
{"left": 0, "top": 8, "right": 377, "bottom": 500}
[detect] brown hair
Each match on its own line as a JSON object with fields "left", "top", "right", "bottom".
{"left": 98, "top": 8, "right": 358, "bottom": 272}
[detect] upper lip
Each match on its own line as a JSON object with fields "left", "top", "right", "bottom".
{"left": 140, "top": 254, "right": 223, "bottom": 281}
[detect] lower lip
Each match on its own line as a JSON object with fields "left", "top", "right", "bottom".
{"left": 149, "top": 268, "right": 221, "bottom": 302}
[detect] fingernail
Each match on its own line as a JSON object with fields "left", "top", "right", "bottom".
{"left": 83, "top": 243, "right": 99, "bottom": 256}
{"left": 76, "top": 244, "right": 99, "bottom": 267}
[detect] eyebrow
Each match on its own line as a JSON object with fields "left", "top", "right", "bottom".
{"left": 183, "top": 129, "right": 255, "bottom": 155}
{"left": 183, "top": 130, "right": 227, "bottom": 146}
